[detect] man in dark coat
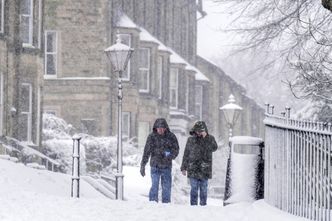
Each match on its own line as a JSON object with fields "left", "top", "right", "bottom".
{"left": 140, "top": 118, "right": 179, "bottom": 203}
{"left": 181, "top": 121, "right": 218, "bottom": 206}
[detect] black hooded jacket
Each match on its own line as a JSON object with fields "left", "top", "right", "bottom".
{"left": 140, "top": 118, "right": 179, "bottom": 169}
{"left": 181, "top": 121, "right": 218, "bottom": 179}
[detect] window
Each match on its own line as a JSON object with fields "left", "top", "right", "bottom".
{"left": 37, "top": 0, "right": 42, "bottom": 48}
{"left": 0, "top": 0, "right": 4, "bottom": 34}
{"left": 185, "top": 77, "right": 189, "bottom": 112}
{"left": 195, "top": 85, "right": 203, "bottom": 120}
{"left": 36, "top": 86, "right": 41, "bottom": 145}
{"left": 119, "top": 34, "right": 131, "bottom": 81}
{"left": 21, "top": 83, "right": 32, "bottom": 143}
{"left": 138, "top": 48, "right": 150, "bottom": 92}
{"left": 20, "top": 0, "right": 33, "bottom": 46}
{"left": 157, "top": 56, "right": 163, "bottom": 99}
{"left": 0, "top": 72, "right": 3, "bottom": 136}
{"left": 81, "top": 119, "right": 97, "bottom": 136}
{"left": 169, "top": 68, "right": 178, "bottom": 109}
{"left": 45, "top": 31, "right": 57, "bottom": 77}
{"left": 122, "top": 112, "right": 130, "bottom": 140}
{"left": 138, "top": 121, "right": 150, "bottom": 149}
{"left": 44, "top": 110, "right": 57, "bottom": 116}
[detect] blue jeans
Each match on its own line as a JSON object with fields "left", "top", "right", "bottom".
{"left": 149, "top": 167, "right": 172, "bottom": 203}
{"left": 190, "top": 178, "right": 208, "bottom": 206}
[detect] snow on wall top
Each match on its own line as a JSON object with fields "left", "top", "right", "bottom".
{"left": 230, "top": 136, "right": 263, "bottom": 145}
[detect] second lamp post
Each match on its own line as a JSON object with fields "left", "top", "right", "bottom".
{"left": 104, "top": 34, "right": 134, "bottom": 200}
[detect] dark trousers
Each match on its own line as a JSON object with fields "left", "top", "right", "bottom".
{"left": 190, "top": 178, "right": 208, "bottom": 206}
{"left": 149, "top": 167, "right": 172, "bottom": 203}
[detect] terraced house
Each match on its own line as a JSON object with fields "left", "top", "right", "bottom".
{"left": 0, "top": 0, "right": 264, "bottom": 161}
{"left": 0, "top": 0, "right": 44, "bottom": 148}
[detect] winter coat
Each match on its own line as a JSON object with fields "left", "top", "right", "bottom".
{"left": 181, "top": 121, "right": 218, "bottom": 179}
{"left": 140, "top": 118, "right": 179, "bottom": 169}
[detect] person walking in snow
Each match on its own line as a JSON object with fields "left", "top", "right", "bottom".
{"left": 140, "top": 118, "right": 179, "bottom": 203}
{"left": 181, "top": 121, "right": 218, "bottom": 206}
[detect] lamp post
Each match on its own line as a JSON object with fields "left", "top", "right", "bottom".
{"left": 220, "top": 94, "right": 243, "bottom": 139}
{"left": 220, "top": 94, "right": 242, "bottom": 205}
{"left": 104, "top": 34, "right": 134, "bottom": 200}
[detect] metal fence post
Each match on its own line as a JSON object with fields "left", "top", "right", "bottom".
{"left": 71, "top": 135, "right": 81, "bottom": 198}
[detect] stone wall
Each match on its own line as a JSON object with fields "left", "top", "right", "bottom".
{"left": 44, "top": 0, "right": 110, "bottom": 78}
{"left": 44, "top": 79, "right": 110, "bottom": 136}
{"left": 43, "top": 0, "right": 112, "bottom": 136}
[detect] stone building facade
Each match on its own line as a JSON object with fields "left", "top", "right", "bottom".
{"left": 0, "top": 0, "right": 44, "bottom": 148}
{"left": 42, "top": 0, "right": 212, "bottom": 148}
{"left": 0, "top": 0, "right": 265, "bottom": 156}
{"left": 42, "top": 0, "right": 265, "bottom": 147}
{"left": 42, "top": 0, "right": 111, "bottom": 136}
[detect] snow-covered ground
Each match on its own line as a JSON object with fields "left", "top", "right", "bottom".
{"left": 0, "top": 158, "right": 309, "bottom": 221}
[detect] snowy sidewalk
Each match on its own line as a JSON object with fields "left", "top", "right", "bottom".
{"left": 0, "top": 159, "right": 309, "bottom": 221}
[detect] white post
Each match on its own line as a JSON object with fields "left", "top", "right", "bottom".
{"left": 71, "top": 135, "right": 81, "bottom": 198}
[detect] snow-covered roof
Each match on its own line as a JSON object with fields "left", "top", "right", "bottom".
{"left": 191, "top": 66, "right": 210, "bottom": 82}
{"left": 168, "top": 50, "right": 209, "bottom": 82}
{"left": 139, "top": 27, "right": 170, "bottom": 52}
{"left": 116, "top": 14, "right": 210, "bottom": 82}
{"left": 230, "top": 136, "right": 264, "bottom": 145}
{"left": 116, "top": 13, "right": 138, "bottom": 29}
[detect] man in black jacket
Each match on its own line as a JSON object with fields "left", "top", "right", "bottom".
{"left": 140, "top": 118, "right": 179, "bottom": 203}
{"left": 181, "top": 121, "right": 218, "bottom": 206}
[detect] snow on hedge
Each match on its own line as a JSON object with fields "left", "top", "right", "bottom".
{"left": 42, "top": 114, "right": 140, "bottom": 174}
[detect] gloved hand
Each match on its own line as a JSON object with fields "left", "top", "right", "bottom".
{"left": 164, "top": 151, "right": 171, "bottom": 158}
{"left": 140, "top": 165, "right": 145, "bottom": 177}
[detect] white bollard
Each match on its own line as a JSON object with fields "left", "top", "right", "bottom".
{"left": 71, "top": 135, "right": 81, "bottom": 198}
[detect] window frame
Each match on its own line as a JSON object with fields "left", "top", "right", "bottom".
{"left": 138, "top": 121, "right": 150, "bottom": 149}
{"left": 122, "top": 112, "right": 131, "bottom": 140}
{"left": 21, "top": 83, "right": 33, "bottom": 143}
{"left": 37, "top": 0, "right": 42, "bottom": 48}
{"left": 36, "top": 86, "right": 41, "bottom": 145}
{"left": 44, "top": 110, "right": 57, "bottom": 116}
{"left": 195, "top": 85, "right": 203, "bottom": 120}
{"left": 44, "top": 30, "right": 58, "bottom": 78}
{"left": 21, "top": 0, "right": 34, "bottom": 47}
{"left": 185, "top": 76, "right": 189, "bottom": 113}
{"left": 0, "top": 72, "right": 3, "bottom": 136}
{"left": 169, "top": 68, "right": 179, "bottom": 109}
{"left": 138, "top": 48, "right": 150, "bottom": 93}
{"left": 157, "top": 56, "right": 163, "bottom": 99}
{"left": 0, "top": 0, "right": 4, "bottom": 34}
{"left": 118, "top": 34, "right": 131, "bottom": 81}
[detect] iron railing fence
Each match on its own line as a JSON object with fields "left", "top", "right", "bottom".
{"left": 264, "top": 105, "right": 332, "bottom": 221}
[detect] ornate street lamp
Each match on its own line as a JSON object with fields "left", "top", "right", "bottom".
{"left": 220, "top": 94, "right": 242, "bottom": 205}
{"left": 104, "top": 34, "right": 134, "bottom": 200}
{"left": 220, "top": 94, "right": 243, "bottom": 139}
